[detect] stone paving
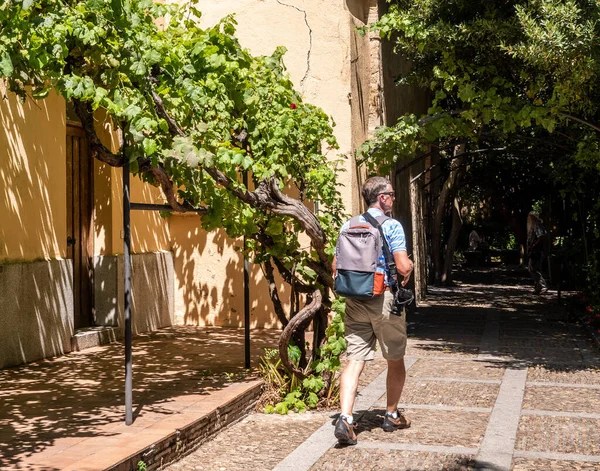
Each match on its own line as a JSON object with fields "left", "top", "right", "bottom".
{"left": 0, "top": 326, "right": 281, "bottom": 470}
{"left": 165, "top": 266, "right": 600, "bottom": 471}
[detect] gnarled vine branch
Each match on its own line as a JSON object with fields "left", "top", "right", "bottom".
{"left": 277, "top": 289, "right": 322, "bottom": 377}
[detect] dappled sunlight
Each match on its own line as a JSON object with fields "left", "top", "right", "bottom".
{"left": 170, "top": 217, "right": 287, "bottom": 329}
{"left": 0, "top": 326, "right": 280, "bottom": 468}
{"left": 107, "top": 169, "right": 172, "bottom": 254}
{"left": 407, "top": 266, "right": 599, "bottom": 372}
{"left": 0, "top": 88, "right": 66, "bottom": 261}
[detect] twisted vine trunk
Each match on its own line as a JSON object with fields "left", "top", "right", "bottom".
{"left": 278, "top": 290, "right": 322, "bottom": 378}
{"left": 73, "top": 97, "right": 333, "bottom": 377}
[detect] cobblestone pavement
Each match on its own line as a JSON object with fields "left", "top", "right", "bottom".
{"left": 165, "top": 267, "right": 600, "bottom": 471}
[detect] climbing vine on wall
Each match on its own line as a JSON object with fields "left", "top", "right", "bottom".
{"left": 0, "top": 0, "right": 348, "bottom": 389}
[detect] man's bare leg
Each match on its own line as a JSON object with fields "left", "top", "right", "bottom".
{"left": 382, "top": 357, "right": 411, "bottom": 430}
{"left": 385, "top": 357, "right": 406, "bottom": 412}
{"left": 340, "top": 359, "right": 366, "bottom": 416}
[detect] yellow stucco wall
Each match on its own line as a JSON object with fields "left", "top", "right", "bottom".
{"left": 164, "top": 0, "right": 362, "bottom": 327}
{"left": 1, "top": 0, "right": 369, "bottom": 331}
{"left": 0, "top": 87, "right": 67, "bottom": 262}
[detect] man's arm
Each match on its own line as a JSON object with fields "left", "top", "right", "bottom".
{"left": 393, "top": 250, "right": 413, "bottom": 286}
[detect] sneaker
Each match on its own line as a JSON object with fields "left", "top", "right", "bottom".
{"left": 382, "top": 410, "right": 411, "bottom": 432}
{"left": 334, "top": 416, "right": 357, "bottom": 445}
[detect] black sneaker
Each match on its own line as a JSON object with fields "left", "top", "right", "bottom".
{"left": 382, "top": 410, "right": 411, "bottom": 432}
{"left": 334, "top": 416, "right": 357, "bottom": 445}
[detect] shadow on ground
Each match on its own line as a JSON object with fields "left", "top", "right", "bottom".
{"left": 407, "top": 265, "right": 598, "bottom": 373}
{"left": 0, "top": 326, "right": 280, "bottom": 468}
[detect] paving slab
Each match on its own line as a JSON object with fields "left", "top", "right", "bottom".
{"left": 522, "top": 385, "right": 600, "bottom": 413}
{"left": 527, "top": 366, "right": 600, "bottom": 385}
{"left": 496, "top": 346, "right": 585, "bottom": 364}
{"left": 357, "top": 408, "right": 489, "bottom": 448}
{"left": 400, "top": 379, "right": 500, "bottom": 408}
{"left": 516, "top": 416, "right": 600, "bottom": 455}
{"left": 408, "top": 359, "right": 505, "bottom": 380}
{"left": 512, "top": 457, "right": 600, "bottom": 470}
{"left": 310, "top": 448, "right": 476, "bottom": 471}
{"left": 165, "top": 412, "right": 329, "bottom": 471}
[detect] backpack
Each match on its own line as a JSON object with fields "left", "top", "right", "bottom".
{"left": 333, "top": 214, "right": 389, "bottom": 299}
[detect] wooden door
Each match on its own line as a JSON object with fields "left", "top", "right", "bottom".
{"left": 66, "top": 124, "right": 94, "bottom": 329}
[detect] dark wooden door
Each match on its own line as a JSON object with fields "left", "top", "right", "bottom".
{"left": 66, "top": 124, "right": 94, "bottom": 329}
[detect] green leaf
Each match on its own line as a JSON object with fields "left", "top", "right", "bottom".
{"left": 143, "top": 49, "right": 161, "bottom": 64}
{"left": 143, "top": 139, "right": 158, "bottom": 156}
{"left": 111, "top": 0, "right": 123, "bottom": 17}
{"left": 32, "top": 87, "right": 50, "bottom": 99}
{"left": 242, "top": 155, "right": 253, "bottom": 170}
{"left": 0, "top": 51, "right": 14, "bottom": 76}
{"left": 265, "top": 219, "right": 283, "bottom": 236}
{"left": 130, "top": 60, "right": 147, "bottom": 76}
{"left": 183, "top": 64, "right": 196, "bottom": 74}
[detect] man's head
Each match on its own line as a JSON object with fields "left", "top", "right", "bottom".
{"left": 362, "top": 176, "right": 395, "bottom": 211}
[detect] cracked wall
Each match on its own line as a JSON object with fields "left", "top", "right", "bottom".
{"left": 167, "top": 0, "right": 365, "bottom": 328}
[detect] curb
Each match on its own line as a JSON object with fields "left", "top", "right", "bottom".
{"left": 107, "top": 381, "right": 264, "bottom": 471}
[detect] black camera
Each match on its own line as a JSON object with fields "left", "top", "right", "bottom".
{"left": 391, "top": 287, "right": 414, "bottom": 315}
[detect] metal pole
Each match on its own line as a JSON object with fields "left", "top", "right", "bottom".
{"left": 243, "top": 172, "right": 250, "bottom": 369}
{"left": 123, "top": 138, "right": 133, "bottom": 425}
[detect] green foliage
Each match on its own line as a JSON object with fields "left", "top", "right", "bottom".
{"left": 0, "top": 0, "right": 345, "bottom": 268}
{"left": 360, "top": 0, "right": 600, "bottom": 172}
{"left": 259, "top": 301, "right": 346, "bottom": 414}
{"left": 359, "top": 0, "right": 600, "bottom": 290}
{"left": 0, "top": 0, "right": 349, "bottom": 375}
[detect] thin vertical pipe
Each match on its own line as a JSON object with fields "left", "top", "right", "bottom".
{"left": 243, "top": 171, "right": 250, "bottom": 369}
{"left": 123, "top": 136, "right": 133, "bottom": 426}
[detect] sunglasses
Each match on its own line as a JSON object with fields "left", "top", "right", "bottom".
{"left": 379, "top": 191, "right": 395, "bottom": 198}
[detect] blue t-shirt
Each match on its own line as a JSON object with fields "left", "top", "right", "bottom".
{"left": 340, "top": 208, "right": 407, "bottom": 285}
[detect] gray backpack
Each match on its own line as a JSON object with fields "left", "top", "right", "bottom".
{"left": 334, "top": 214, "right": 389, "bottom": 299}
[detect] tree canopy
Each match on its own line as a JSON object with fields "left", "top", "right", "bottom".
{"left": 361, "top": 0, "right": 600, "bottom": 287}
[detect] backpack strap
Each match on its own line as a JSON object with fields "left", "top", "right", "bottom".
{"left": 362, "top": 212, "right": 398, "bottom": 291}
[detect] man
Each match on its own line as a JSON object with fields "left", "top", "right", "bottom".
{"left": 332, "top": 176, "right": 414, "bottom": 446}
{"left": 527, "top": 212, "right": 548, "bottom": 294}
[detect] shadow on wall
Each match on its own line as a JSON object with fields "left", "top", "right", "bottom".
{"left": 0, "top": 89, "right": 66, "bottom": 261}
{"left": 0, "top": 90, "right": 76, "bottom": 367}
{"left": 94, "top": 252, "right": 174, "bottom": 334}
{"left": 171, "top": 216, "right": 289, "bottom": 330}
{"left": 129, "top": 251, "right": 174, "bottom": 333}
{"left": 0, "top": 260, "right": 74, "bottom": 368}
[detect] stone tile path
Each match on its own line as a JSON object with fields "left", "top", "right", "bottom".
{"left": 166, "top": 267, "right": 600, "bottom": 471}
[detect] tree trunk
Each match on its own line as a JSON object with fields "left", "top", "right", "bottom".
{"left": 431, "top": 143, "right": 465, "bottom": 284}
{"left": 442, "top": 196, "right": 463, "bottom": 285}
{"left": 410, "top": 167, "right": 427, "bottom": 302}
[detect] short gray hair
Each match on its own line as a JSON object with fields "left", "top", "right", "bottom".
{"left": 362, "top": 176, "right": 391, "bottom": 206}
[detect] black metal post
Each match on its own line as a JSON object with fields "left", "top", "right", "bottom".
{"left": 123, "top": 141, "right": 133, "bottom": 426}
{"left": 243, "top": 172, "right": 251, "bottom": 369}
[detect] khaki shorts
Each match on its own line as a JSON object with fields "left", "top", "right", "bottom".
{"left": 344, "top": 290, "right": 407, "bottom": 361}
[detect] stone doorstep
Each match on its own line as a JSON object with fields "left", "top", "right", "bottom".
{"left": 71, "top": 326, "right": 121, "bottom": 351}
{"left": 106, "top": 380, "right": 264, "bottom": 471}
